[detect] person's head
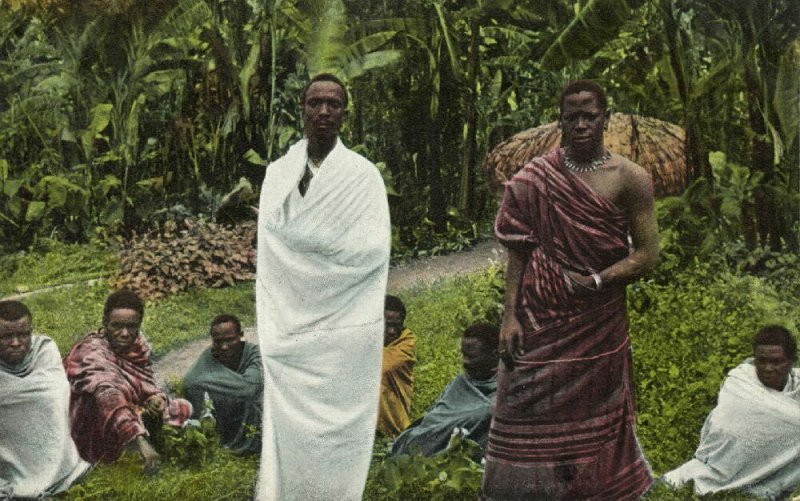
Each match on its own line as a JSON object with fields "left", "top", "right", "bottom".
{"left": 102, "top": 289, "right": 144, "bottom": 354}
{"left": 384, "top": 295, "right": 406, "bottom": 346}
{"left": 752, "top": 325, "right": 797, "bottom": 391}
{"left": 461, "top": 322, "right": 500, "bottom": 381}
{"left": 558, "top": 79, "right": 610, "bottom": 161}
{"left": 302, "top": 73, "right": 347, "bottom": 144}
{"left": 0, "top": 300, "right": 32, "bottom": 366}
{"left": 210, "top": 313, "right": 244, "bottom": 369}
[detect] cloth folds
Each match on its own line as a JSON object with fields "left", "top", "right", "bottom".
{"left": 64, "top": 331, "right": 188, "bottom": 464}
{"left": 255, "top": 138, "right": 391, "bottom": 500}
{"left": 391, "top": 374, "right": 496, "bottom": 460}
{"left": 482, "top": 149, "right": 652, "bottom": 500}
{"left": 0, "top": 335, "right": 89, "bottom": 498}
{"left": 183, "top": 342, "right": 263, "bottom": 454}
{"left": 378, "top": 328, "right": 416, "bottom": 436}
{"left": 663, "top": 361, "right": 800, "bottom": 499}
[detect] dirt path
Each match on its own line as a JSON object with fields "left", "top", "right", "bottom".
{"left": 154, "top": 240, "right": 505, "bottom": 382}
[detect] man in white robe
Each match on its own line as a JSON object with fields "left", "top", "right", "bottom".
{"left": 255, "top": 73, "right": 391, "bottom": 500}
{"left": 0, "top": 300, "right": 89, "bottom": 499}
{"left": 664, "top": 325, "right": 800, "bottom": 499}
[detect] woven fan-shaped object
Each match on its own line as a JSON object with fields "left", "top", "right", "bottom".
{"left": 483, "top": 113, "right": 687, "bottom": 199}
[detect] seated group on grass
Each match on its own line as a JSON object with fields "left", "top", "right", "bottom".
{"left": 2, "top": 286, "right": 798, "bottom": 500}
{"left": 377, "top": 294, "right": 500, "bottom": 460}
{"left": 0, "top": 290, "right": 263, "bottom": 497}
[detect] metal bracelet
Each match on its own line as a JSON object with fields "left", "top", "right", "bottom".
{"left": 591, "top": 272, "right": 603, "bottom": 290}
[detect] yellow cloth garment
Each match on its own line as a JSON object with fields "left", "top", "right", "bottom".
{"left": 377, "top": 328, "right": 416, "bottom": 437}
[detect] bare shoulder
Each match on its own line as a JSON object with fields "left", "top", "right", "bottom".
{"left": 614, "top": 154, "right": 654, "bottom": 205}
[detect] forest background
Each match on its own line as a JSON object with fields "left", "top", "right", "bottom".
{"left": 0, "top": 0, "right": 799, "bottom": 499}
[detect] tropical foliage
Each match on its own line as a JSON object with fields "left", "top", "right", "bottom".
{"left": 1, "top": 0, "right": 795, "bottom": 258}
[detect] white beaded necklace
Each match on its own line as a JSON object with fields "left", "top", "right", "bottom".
{"left": 561, "top": 147, "right": 612, "bottom": 173}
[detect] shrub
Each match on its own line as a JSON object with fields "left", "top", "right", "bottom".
{"left": 111, "top": 219, "right": 255, "bottom": 299}
{"left": 628, "top": 260, "right": 799, "bottom": 473}
{"left": 366, "top": 431, "right": 485, "bottom": 501}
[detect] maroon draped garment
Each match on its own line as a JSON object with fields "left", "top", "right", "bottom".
{"left": 63, "top": 331, "right": 163, "bottom": 464}
{"left": 482, "top": 149, "right": 652, "bottom": 500}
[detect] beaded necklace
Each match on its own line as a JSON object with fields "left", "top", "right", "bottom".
{"left": 561, "top": 147, "right": 612, "bottom": 173}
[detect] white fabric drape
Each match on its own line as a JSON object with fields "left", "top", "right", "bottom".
{"left": 664, "top": 361, "right": 800, "bottom": 499}
{"left": 255, "top": 138, "right": 391, "bottom": 500}
{"left": 0, "top": 336, "right": 89, "bottom": 498}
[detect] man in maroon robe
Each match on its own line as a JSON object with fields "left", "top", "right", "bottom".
{"left": 64, "top": 290, "right": 191, "bottom": 475}
{"left": 482, "top": 80, "right": 660, "bottom": 500}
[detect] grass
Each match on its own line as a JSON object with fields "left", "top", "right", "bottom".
{"left": 6, "top": 243, "right": 798, "bottom": 500}
{"left": 0, "top": 238, "right": 117, "bottom": 297}
{"left": 23, "top": 281, "right": 255, "bottom": 358}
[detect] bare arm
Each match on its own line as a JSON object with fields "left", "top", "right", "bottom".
{"left": 499, "top": 248, "right": 528, "bottom": 367}
{"left": 601, "top": 162, "right": 659, "bottom": 286}
{"left": 567, "top": 161, "right": 659, "bottom": 290}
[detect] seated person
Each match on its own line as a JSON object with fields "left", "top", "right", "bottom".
{"left": 64, "top": 290, "right": 192, "bottom": 475}
{"left": 663, "top": 325, "right": 800, "bottom": 499}
{"left": 0, "top": 300, "right": 89, "bottom": 499}
{"left": 182, "top": 314, "right": 263, "bottom": 454}
{"left": 377, "top": 295, "right": 417, "bottom": 437}
{"left": 391, "top": 322, "right": 499, "bottom": 461}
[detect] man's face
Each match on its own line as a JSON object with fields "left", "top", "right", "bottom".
{"left": 560, "top": 91, "right": 609, "bottom": 159}
{"left": 211, "top": 321, "right": 244, "bottom": 368}
{"left": 461, "top": 336, "right": 498, "bottom": 381}
{"left": 754, "top": 344, "right": 793, "bottom": 391}
{"left": 104, "top": 308, "right": 142, "bottom": 354}
{"left": 384, "top": 310, "right": 404, "bottom": 346}
{"left": 303, "top": 81, "right": 346, "bottom": 143}
{"left": 0, "top": 316, "right": 32, "bottom": 366}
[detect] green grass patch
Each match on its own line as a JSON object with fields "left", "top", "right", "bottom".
{"left": 0, "top": 239, "right": 116, "bottom": 297}
{"left": 28, "top": 254, "right": 800, "bottom": 500}
{"left": 24, "top": 281, "right": 255, "bottom": 357}
{"left": 58, "top": 449, "right": 257, "bottom": 500}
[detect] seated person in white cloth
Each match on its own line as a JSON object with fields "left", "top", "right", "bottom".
{"left": 663, "top": 325, "right": 800, "bottom": 499}
{"left": 0, "top": 300, "right": 89, "bottom": 499}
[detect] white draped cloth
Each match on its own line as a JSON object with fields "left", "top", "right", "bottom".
{"left": 0, "top": 335, "right": 90, "bottom": 498}
{"left": 255, "top": 138, "right": 391, "bottom": 500}
{"left": 664, "top": 360, "right": 800, "bottom": 499}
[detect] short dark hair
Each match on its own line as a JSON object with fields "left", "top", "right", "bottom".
{"left": 210, "top": 314, "right": 242, "bottom": 335}
{"left": 103, "top": 289, "right": 144, "bottom": 324}
{"left": 753, "top": 325, "right": 798, "bottom": 361}
{"left": 463, "top": 322, "right": 499, "bottom": 348}
{"left": 302, "top": 73, "right": 348, "bottom": 108}
{"left": 559, "top": 79, "right": 607, "bottom": 112}
{"left": 0, "top": 300, "right": 31, "bottom": 323}
{"left": 384, "top": 295, "right": 406, "bottom": 319}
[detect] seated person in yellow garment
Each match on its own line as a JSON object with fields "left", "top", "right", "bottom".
{"left": 391, "top": 322, "right": 499, "bottom": 461}
{"left": 664, "top": 325, "right": 800, "bottom": 499}
{"left": 182, "top": 314, "right": 263, "bottom": 454}
{"left": 377, "top": 295, "right": 416, "bottom": 436}
{"left": 0, "top": 300, "right": 89, "bottom": 499}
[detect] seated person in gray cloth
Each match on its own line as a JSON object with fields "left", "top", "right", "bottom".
{"left": 663, "top": 325, "right": 799, "bottom": 499}
{"left": 0, "top": 300, "right": 89, "bottom": 499}
{"left": 390, "top": 322, "right": 499, "bottom": 461}
{"left": 183, "top": 314, "right": 263, "bottom": 454}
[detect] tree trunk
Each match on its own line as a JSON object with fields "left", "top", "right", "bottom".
{"left": 458, "top": 19, "right": 480, "bottom": 217}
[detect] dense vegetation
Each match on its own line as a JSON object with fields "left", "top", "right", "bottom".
{"left": 0, "top": 0, "right": 798, "bottom": 499}
{"left": 0, "top": 0, "right": 797, "bottom": 258}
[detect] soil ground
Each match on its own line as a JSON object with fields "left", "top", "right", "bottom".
{"left": 154, "top": 240, "right": 505, "bottom": 382}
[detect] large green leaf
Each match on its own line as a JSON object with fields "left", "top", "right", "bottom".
{"left": 773, "top": 39, "right": 800, "bottom": 151}
{"left": 81, "top": 103, "right": 113, "bottom": 158}
{"left": 540, "top": 0, "right": 646, "bottom": 70}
